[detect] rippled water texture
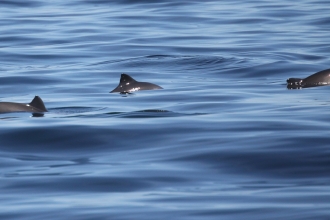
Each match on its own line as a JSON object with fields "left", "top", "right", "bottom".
{"left": 1, "top": 1, "right": 330, "bottom": 219}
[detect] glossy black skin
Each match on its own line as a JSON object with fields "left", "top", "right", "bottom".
{"left": 287, "top": 68, "right": 330, "bottom": 89}
{"left": 110, "top": 74, "right": 163, "bottom": 93}
{"left": 0, "top": 96, "right": 47, "bottom": 113}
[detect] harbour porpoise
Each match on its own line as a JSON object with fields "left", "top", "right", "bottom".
{"left": 287, "top": 68, "right": 330, "bottom": 89}
{"left": 110, "top": 74, "right": 163, "bottom": 93}
{"left": 0, "top": 96, "right": 48, "bottom": 113}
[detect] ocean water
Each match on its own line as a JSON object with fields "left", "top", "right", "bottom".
{"left": 1, "top": 0, "right": 330, "bottom": 219}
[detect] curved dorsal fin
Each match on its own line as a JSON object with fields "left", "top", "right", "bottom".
{"left": 110, "top": 73, "right": 163, "bottom": 93}
{"left": 29, "top": 96, "right": 48, "bottom": 112}
{"left": 120, "top": 74, "right": 137, "bottom": 83}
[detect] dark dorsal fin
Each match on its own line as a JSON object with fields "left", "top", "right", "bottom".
{"left": 120, "top": 74, "right": 137, "bottom": 83}
{"left": 29, "top": 96, "right": 48, "bottom": 112}
{"left": 110, "top": 73, "right": 163, "bottom": 93}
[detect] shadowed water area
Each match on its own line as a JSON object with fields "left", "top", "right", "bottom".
{"left": 1, "top": 1, "right": 330, "bottom": 219}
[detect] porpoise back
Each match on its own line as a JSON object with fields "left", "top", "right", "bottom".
{"left": 0, "top": 96, "right": 48, "bottom": 113}
{"left": 110, "top": 74, "right": 163, "bottom": 93}
{"left": 287, "top": 68, "right": 330, "bottom": 89}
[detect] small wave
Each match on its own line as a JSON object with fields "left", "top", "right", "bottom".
{"left": 88, "top": 54, "right": 246, "bottom": 74}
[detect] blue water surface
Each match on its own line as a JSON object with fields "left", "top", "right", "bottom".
{"left": 1, "top": 1, "right": 330, "bottom": 219}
